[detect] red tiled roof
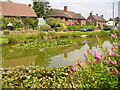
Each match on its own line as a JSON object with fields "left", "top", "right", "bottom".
{"left": 91, "top": 15, "right": 106, "bottom": 22}
{"left": 0, "top": 1, "right": 37, "bottom": 17}
{"left": 49, "top": 8, "right": 85, "bottom": 20}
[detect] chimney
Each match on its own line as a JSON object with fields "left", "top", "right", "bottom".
{"left": 64, "top": 6, "right": 68, "bottom": 12}
{"left": 101, "top": 15, "right": 103, "bottom": 17}
{"left": 90, "top": 13, "right": 92, "bottom": 15}
{"left": 96, "top": 14, "right": 98, "bottom": 16}
{"left": 28, "top": 4, "right": 32, "bottom": 7}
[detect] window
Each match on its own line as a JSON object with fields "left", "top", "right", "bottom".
{"left": 65, "top": 18, "right": 68, "bottom": 21}
{"left": 60, "top": 17, "right": 63, "bottom": 19}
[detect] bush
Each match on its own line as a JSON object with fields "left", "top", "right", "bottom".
{"left": 8, "top": 36, "right": 19, "bottom": 44}
{"left": 1, "top": 17, "right": 23, "bottom": 30}
{"left": 40, "top": 24, "right": 51, "bottom": 31}
{"left": 34, "top": 27, "right": 40, "bottom": 30}
{"left": 17, "top": 28, "right": 22, "bottom": 31}
{"left": 110, "top": 29, "right": 118, "bottom": 34}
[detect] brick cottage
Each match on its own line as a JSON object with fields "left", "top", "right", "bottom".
{"left": 86, "top": 13, "right": 106, "bottom": 30}
{"left": 49, "top": 6, "right": 86, "bottom": 25}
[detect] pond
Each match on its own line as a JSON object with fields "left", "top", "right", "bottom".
{"left": 2, "top": 37, "right": 113, "bottom": 68}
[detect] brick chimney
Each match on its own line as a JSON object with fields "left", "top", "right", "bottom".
{"left": 28, "top": 4, "right": 32, "bottom": 7}
{"left": 101, "top": 15, "right": 103, "bottom": 17}
{"left": 96, "top": 14, "right": 98, "bottom": 16}
{"left": 64, "top": 6, "right": 68, "bottom": 12}
{"left": 90, "top": 13, "right": 92, "bottom": 16}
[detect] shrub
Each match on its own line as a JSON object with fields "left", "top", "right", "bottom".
{"left": 40, "top": 24, "right": 51, "bottom": 31}
{"left": 8, "top": 36, "right": 19, "bottom": 44}
{"left": 1, "top": 17, "right": 23, "bottom": 30}
{"left": 110, "top": 29, "right": 118, "bottom": 34}
{"left": 17, "top": 28, "right": 22, "bottom": 31}
{"left": 34, "top": 27, "right": 40, "bottom": 30}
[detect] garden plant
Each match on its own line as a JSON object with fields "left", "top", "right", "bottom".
{"left": 1, "top": 30, "right": 119, "bottom": 88}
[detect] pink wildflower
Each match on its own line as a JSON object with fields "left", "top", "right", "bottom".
{"left": 94, "top": 50, "right": 103, "bottom": 60}
{"left": 86, "top": 59, "right": 92, "bottom": 64}
{"left": 112, "top": 68, "right": 119, "bottom": 75}
{"left": 111, "top": 34, "right": 116, "bottom": 38}
{"left": 93, "top": 60, "right": 98, "bottom": 63}
{"left": 107, "top": 51, "right": 115, "bottom": 56}
{"left": 105, "top": 67, "right": 110, "bottom": 73}
{"left": 94, "top": 55, "right": 102, "bottom": 60}
{"left": 110, "top": 60, "right": 117, "bottom": 65}
{"left": 106, "top": 60, "right": 110, "bottom": 64}
{"left": 72, "top": 67, "right": 78, "bottom": 71}
{"left": 84, "top": 52, "right": 88, "bottom": 57}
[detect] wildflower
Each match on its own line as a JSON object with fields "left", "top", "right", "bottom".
{"left": 70, "top": 70, "right": 74, "bottom": 75}
{"left": 105, "top": 67, "right": 110, "bottom": 73}
{"left": 106, "top": 60, "right": 110, "bottom": 64}
{"left": 86, "top": 59, "right": 92, "bottom": 64}
{"left": 107, "top": 51, "right": 115, "bottom": 56}
{"left": 111, "top": 34, "right": 116, "bottom": 38}
{"left": 72, "top": 67, "right": 78, "bottom": 71}
{"left": 74, "top": 72, "right": 79, "bottom": 76}
{"left": 110, "top": 60, "right": 117, "bottom": 65}
{"left": 93, "top": 60, "right": 98, "bottom": 63}
{"left": 94, "top": 50, "right": 103, "bottom": 61}
{"left": 112, "top": 67, "right": 119, "bottom": 75}
{"left": 94, "top": 55, "right": 102, "bottom": 61}
{"left": 84, "top": 52, "right": 88, "bottom": 57}
{"left": 87, "top": 49, "right": 91, "bottom": 55}
{"left": 113, "top": 44, "right": 118, "bottom": 50}
{"left": 76, "top": 61, "right": 84, "bottom": 67}
{"left": 71, "top": 82, "right": 75, "bottom": 86}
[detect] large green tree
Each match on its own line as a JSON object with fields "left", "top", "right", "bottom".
{"left": 33, "top": 0, "right": 51, "bottom": 18}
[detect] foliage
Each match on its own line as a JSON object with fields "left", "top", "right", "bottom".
{"left": 45, "top": 18, "right": 60, "bottom": 28}
{"left": 0, "top": 17, "right": 23, "bottom": 30}
{"left": 8, "top": 36, "right": 19, "bottom": 44}
{"left": 45, "top": 18, "right": 67, "bottom": 31}
{"left": 15, "top": 39, "right": 73, "bottom": 48}
{"left": 22, "top": 17, "right": 38, "bottom": 30}
{"left": 40, "top": 24, "right": 51, "bottom": 31}
{"left": 70, "top": 33, "right": 119, "bottom": 88}
{"left": 110, "top": 29, "right": 118, "bottom": 34}
{"left": 115, "top": 17, "right": 120, "bottom": 25}
{"left": 1, "top": 66, "right": 72, "bottom": 88}
{"left": 1, "top": 31, "right": 119, "bottom": 88}
{"left": 33, "top": 0, "right": 51, "bottom": 18}
{"left": 17, "top": 28, "right": 22, "bottom": 31}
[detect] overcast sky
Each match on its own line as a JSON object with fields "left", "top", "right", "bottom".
{"left": 1, "top": 0, "right": 120, "bottom": 20}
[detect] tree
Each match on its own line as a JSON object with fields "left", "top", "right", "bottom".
{"left": 7, "top": 0, "right": 13, "bottom": 3}
{"left": 33, "top": 0, "right": 51, "bottom": 18}
{"left": 115, "top": 17, "right": 120, "bottom": 24}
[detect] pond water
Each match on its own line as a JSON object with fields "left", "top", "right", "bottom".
{"left": 2, "top": 37, "right": 113, "bottom": 68}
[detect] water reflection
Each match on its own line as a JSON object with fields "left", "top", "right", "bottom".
{"left": 2, "top": 37, "right": 112, "bottom": 68}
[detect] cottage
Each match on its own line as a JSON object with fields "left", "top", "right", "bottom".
{"left": 86, "top": 13, "right": 106, "bottom": 29}
{"left": 106, "top": 18, "right": 116, "bottom": 26}
{"left": 49, "top": 6, "right": 86, "bottom": 25}
{"left": 0, "top": 1, "right": 37, "bottom": 19}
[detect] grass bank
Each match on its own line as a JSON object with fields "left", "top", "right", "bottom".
{"left": 1, "top": 31, "right": 110, "bottom": 45}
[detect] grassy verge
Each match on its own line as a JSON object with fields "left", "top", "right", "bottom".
{"left": 1, "top": 31, "right": 110, "bottom": 45}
